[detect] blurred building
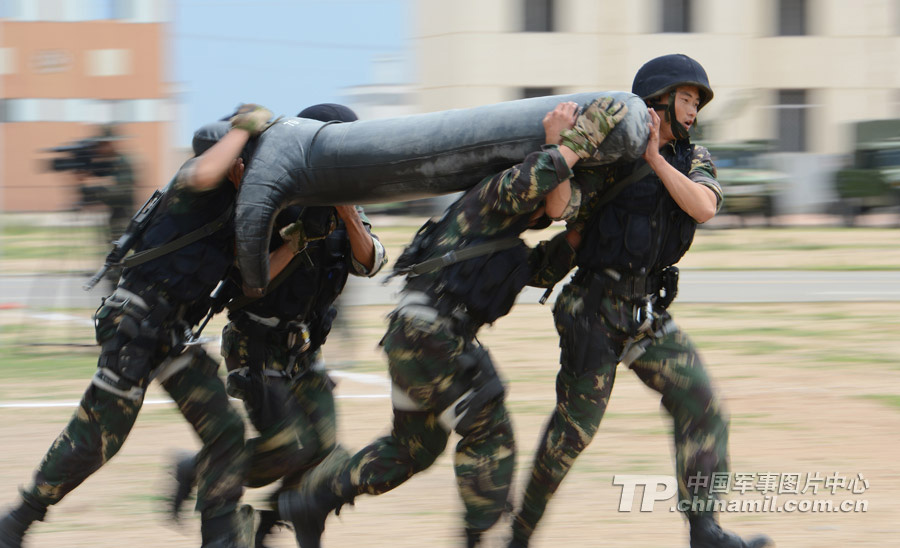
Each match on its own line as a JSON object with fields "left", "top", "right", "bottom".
{"left": 0, "top": 0, "right": 172, "bottom": 212}
{"left": 344, "top": 55, "right": 416, "bottom": 120}
{"left": 414, "top": 0, "right": 900, "bottom": 212}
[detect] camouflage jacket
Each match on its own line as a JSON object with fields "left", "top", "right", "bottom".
{"left": 402, "top": 145, "right": 576, "bottom": 289}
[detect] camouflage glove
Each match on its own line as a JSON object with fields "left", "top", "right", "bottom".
{"left": 527, "top": 231, "right": 577, "bottom": 288}
{"left": 560, "top": 97, "right": 628, "bottom": 161}
{"left": 229, "top": 103, "right": 275, "bottom": 137}
{"left": 278, "top": 207, "right": 338, "bottom": 253}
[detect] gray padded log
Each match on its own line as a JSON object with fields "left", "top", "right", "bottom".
{"left": 220, "top": 91, "right": 649, "bottom": 293}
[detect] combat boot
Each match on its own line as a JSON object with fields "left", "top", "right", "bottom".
{"left": 277, "top": 446, "right": 353, "bottom": 548}
{"left": 200, "top": 505, "right": 255, "bottom": 548}
{"left": 254, "top": 509, "right": 287, "bottom": 548}
{"left": 689, "top": 515, "right": 773, "bottom": 548}
{"left": 168, "top": 452, "right": 197, "bottom": 522}
{"left": 0, "top": 499, "right": 46, "bottom": 548}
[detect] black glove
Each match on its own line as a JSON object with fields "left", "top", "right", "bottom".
{"left": 527, "top": 231, "right": 577, "bottom": 289}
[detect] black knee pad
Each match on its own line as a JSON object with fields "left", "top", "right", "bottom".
{"left": 440, "top": 346, "right": 506, "bottom": 435}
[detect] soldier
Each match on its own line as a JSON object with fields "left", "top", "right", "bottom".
{"left": 89, "top": 124, "right": 136, "bottom": 243}
{"left": 0, "top": 104, "right": 277, "bottom": 548}
{"left": 509, "top": 54, "right": 772, "bottom": 548}
{"left": 274, "top": 97, "right": 630, "bottom": 548}
{"left": 73, "top": 124, "right": 135, "bottom": 240}
{"left": 168, "top": 104, "right": 388, "bottom": 547}
{"left": 74, "top": 124, "right": 136, "bottom": 281}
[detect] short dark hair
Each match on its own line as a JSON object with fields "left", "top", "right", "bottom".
{"left": 297, "top": 103, "right": 358, "bottom": 123}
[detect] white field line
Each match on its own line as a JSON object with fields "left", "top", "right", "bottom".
{"left": 0, "top": 370, "right": 391, "bottom": 409}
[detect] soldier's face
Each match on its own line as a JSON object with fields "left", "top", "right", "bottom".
{"left": 672, "top": 86, "right": 701, "bottom": 131}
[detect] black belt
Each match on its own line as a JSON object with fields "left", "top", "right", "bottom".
{"left": 574, "top": 268, "right": 663, "bottom": 300}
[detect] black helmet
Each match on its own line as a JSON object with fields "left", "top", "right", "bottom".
{"left": 297, "top": 103, "right": 358, "bottom": 123}
{"left": 632, "top": 53, "right": 713, "bottom": 110}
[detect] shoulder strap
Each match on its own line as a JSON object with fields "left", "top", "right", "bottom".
{"left": 594, "top": 161, "right": 654, "bottom": 209}
{"left": 225, "top": 250, "right": 310, "bottom": 313}
{"left": 122, "top": 202, "right": 234, "bottom": 268}
{"left": 406, "top": 237, "right": 522, "bottom": 276}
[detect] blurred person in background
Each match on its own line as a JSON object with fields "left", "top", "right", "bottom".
{"left": 510, "top": 54, "right": 772, "bottom": 548}
{"left": 0, "top": 104, "right": 277, "bottom": 548}
{"left": 46, "top": 123, "right": 136, "bottom": 281}
{"left": 168, "top": 104, "right": 387, "bottom": 548}
{"left": 74, "top": 124, "right": 136, "bottom": 246}
{"left": 275, "top": 97, "right": 629, "bottom": 548}
{"left": 78, "top": 125, "right": 136, "bottom": 282}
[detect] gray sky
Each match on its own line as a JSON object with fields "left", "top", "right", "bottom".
{"left": 171, "top": 0, "right": 410, "bottom": 145}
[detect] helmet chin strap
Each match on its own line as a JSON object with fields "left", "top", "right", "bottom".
{"left": 665, "top": 91, "right": 691, "bottom": 141}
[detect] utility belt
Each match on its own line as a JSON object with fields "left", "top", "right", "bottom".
{"left": 116, "top": 275, "right": 193, "bottom": 328}
{"left": 573, "top": 268, "right": 662, "bottom": 300}
{"left": 575, "top": 266, "right": 678, "bottom": 305}
{"left": 92, "top": 281, "right": 193, "bottom": 401}
{"left": 571, "top": 266, "right": 680, "bottom": 341}
{"left": 391, "top": 287, "right": 479, "bottom": 341}
{"left": 230, "top": 309, "right": 315, "bottom": 377}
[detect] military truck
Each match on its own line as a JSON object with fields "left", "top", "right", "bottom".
{"left": 833, "top": 119, "right": 900, "bottom": 226}
{"left": 705, "top": 141, "right": 786, "bottom": 226}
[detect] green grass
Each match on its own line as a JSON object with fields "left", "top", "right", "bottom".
{"left": 3, "top": 216, "right": 900, "bottom": 273}
{"left": 0, "top": 349, "right": 97, "bottom": 381}
{"left": 857, "top": 394, "right": 900, "bottom": 411}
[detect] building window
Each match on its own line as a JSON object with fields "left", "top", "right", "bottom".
{"left": 778, "top": 0, "right": 807, "bottom": 36}
{"left": 777, "top": 90, "right": 808, "bottom": 152}
{"left": 0, "top": 48, "right": 15, "bottom": 75}
{"left": 523, "top": 0, "right": 554, "bottom": 32}
{"left": 661, "top": 0, "right": 692, "bottom": 33}
{"left": 86, "top": 49, "right": 133, "bottom": 77}
{"left": 0, "top": 0, "right": 146, "bottom": 21}
{"left": 521, "top": 87, "right": 556, "bottom": 99}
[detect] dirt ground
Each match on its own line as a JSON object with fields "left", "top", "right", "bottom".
{"left": 1, "top": 301, "right": 898, "bottom": 548}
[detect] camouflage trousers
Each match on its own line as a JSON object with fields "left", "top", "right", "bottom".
{"left": 338, "top": 312, "right": 516, "bottom": 535}
{"left": 220, "top": 322, "right": 337, "bottom": 491}
{"left": 511, "top": 281, "right": 730, "bottom": 543}
{"left": 21, "top": 285, "right": 247, "bottom": 524}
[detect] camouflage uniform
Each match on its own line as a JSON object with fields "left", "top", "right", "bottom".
{"left": 309, "top": 145, "right": 580, "bottom": 544}
{"left": 3, "top": 158, "right": 249, "bottom": 547}
{"left": 217, "top": 209, "right": 386, "bottom": 492}
{"left": 511, "top": 142, "right": 730, "bottom": 544}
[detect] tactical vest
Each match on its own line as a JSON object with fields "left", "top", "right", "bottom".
{"left": 576, "top": 140, "right": 697, "bottom": 275}
{"left": 123, "top": 181, "right": 236, "bottom": 310}
{"left": 403, "top": 212, "right": 533, "bottom": 326}
{"left": 242, "top": 206, "right": 352, "bottom": 352}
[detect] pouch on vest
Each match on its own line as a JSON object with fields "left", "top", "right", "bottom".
{"left": 439, "top": 240, "right": 532, "bottom": 325}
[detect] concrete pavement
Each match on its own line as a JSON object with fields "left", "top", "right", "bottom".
{"left": 3, "top": 270, "right": 899, "bottom": 310}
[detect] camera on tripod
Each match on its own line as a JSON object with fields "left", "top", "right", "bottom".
{"left": 45, "top": 138, "right": 117, "bottom": 178}
{"left": 44, "top": 126, "right": 123, "bottom": 208}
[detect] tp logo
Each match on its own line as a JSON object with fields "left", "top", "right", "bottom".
{"left": 613, "top": 475, "right": 677, "bottom": 511}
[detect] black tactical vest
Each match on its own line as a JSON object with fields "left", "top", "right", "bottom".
{"left": 123, "top": 181, "right": 236, "bottom": 307}
{"left": 242, "top": 206, "right": 352, "bottom": 350}
{"left": 576, "top": 140, "right": 697, "bottom": 275}
{"left": 422, "top": 213, "right": 533, "bottom": 326}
